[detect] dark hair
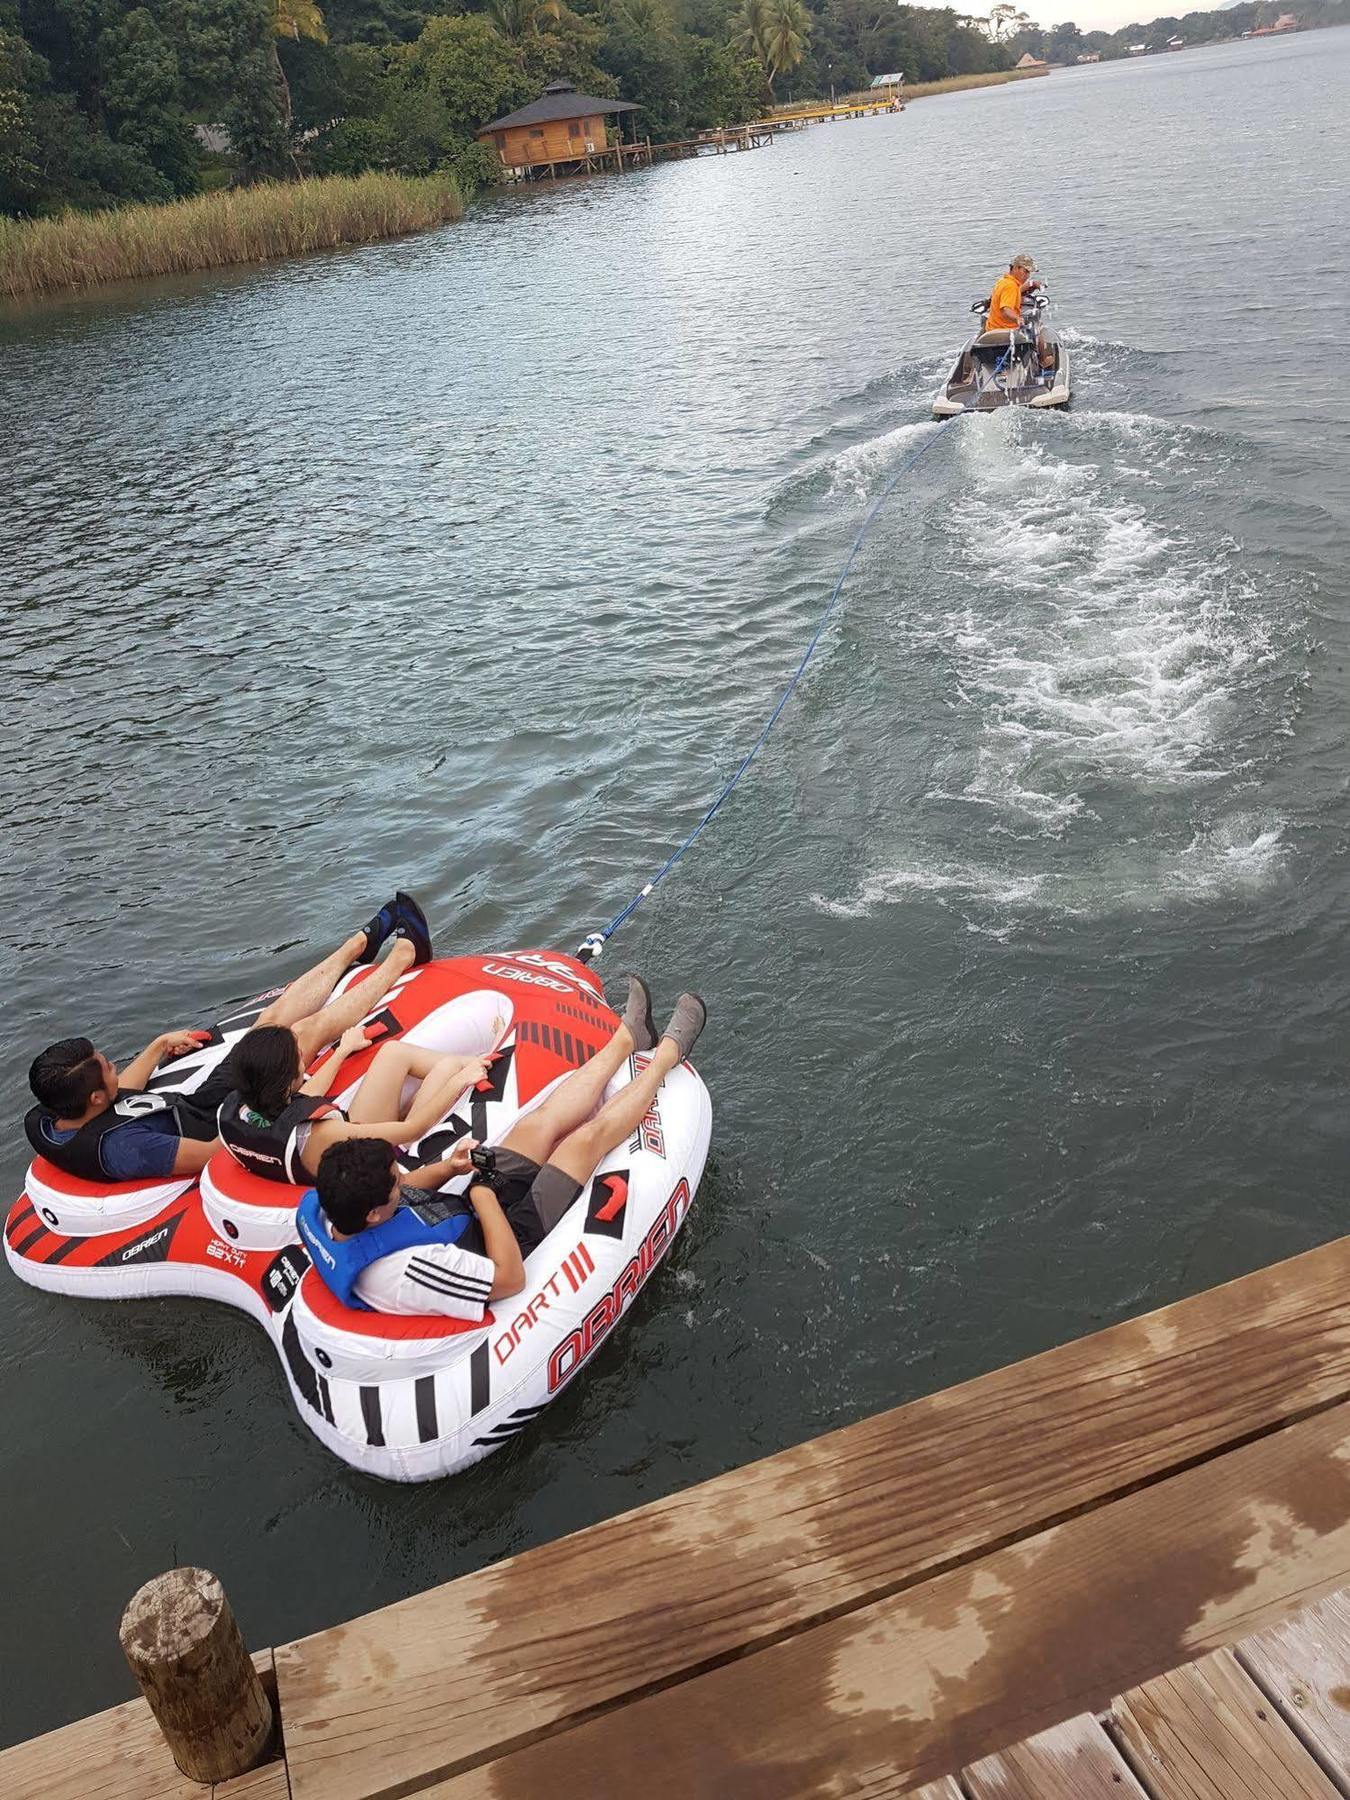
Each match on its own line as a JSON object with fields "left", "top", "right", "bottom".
{"left": 231, "top": 1026, "right": 302, "bottom": 1121}
{"left": 315, "top": 1138, "right": 396, "bottom": 1235}
{"left": 29, "top": 1038, "right": 106, "bottom": 1115}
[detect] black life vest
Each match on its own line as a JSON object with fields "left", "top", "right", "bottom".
{"left": 24, "top": 1090, "right": 182, "bottom": 1183}
{"left": 217, "top": 1091, "right": 345, "bottom": 1186}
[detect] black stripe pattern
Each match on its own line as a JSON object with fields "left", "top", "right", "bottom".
{"left": 359, "top": 1385, "right": 385, "bottom": 1448}
{"left": 415, "top": 1376, "right": 439, "bottom": 1443}
{"left": 514, "top": 1019, "right": 601, "bottom": 1067}
{"left": 11, "top": 1221, "right": 49, "bottom": 1257}
{"left": 469, "top": 1339, "right": 490, "bottom": 1416}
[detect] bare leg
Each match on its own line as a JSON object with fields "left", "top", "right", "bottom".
{"left": 501, "top": 1023, "right": 636, "bottom": 1166}
{"left": 288, "top": 937, "right": 417, "bottom": 1064}
{"left": 256, "top": 931, "right": 370, "bottom": 1030}
{"left": 545, "top": 1038, "right": 681, "bottom": 1186}
{"left": 345, "top": 1041, "right": 459, "bottom": 1124}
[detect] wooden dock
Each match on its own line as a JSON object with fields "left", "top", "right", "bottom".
{"left": 650, "top": 125, "right": 774, "bottom": 160}
{"left": 764, "top": 96, "right": 905, "bottom": 128}
{"left": 11, "top": 1230, "right": 1350, "bottom": 1796}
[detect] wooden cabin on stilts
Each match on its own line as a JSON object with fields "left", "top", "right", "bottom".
{"left": 479, "top": 81, "right": 651, "bottom": 182}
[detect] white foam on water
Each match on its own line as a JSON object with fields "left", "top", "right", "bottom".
{"left": 918, "top": 412, "right": 1279, "bottom": 832}
{"left": 1058, "top": 327, "right": 1133, "bottom": 352}
{"left": 814, "top": 406, "right": 1295, "bottom": 924}
{"left": 826, "top": 421, "right": 942, "bottom": 503}
{"left": 1169, "top": 815, "right": 1288, "bottom": 898}
{"left": 812, "top": 863, "right": 1053, "bottom": 920}
{"left": 812, "top": 817, "right": 1287, "bottom": 924}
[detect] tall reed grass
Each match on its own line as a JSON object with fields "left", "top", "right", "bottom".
{"left": 768, "top": 67, "right": 1047, "bottom": 118}
{"left": 899, "top": 68, "right": 1049, "bottom": 101}
{"left": 0, "top": 170, "right": 465, "bottom": 302}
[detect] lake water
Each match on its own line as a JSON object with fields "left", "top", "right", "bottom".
{"left": 3, "top": 29, "right": 1348, "bottom": 1746}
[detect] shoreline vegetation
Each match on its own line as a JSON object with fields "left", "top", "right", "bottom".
{"left": 0, "top": 171, "right": 464, "bottom": 303}
{"left": 891, "top": 66, "right": 1047, "bottom": 100}
{"left": 768, "top": 66, "right": 1045, "bottom": 116}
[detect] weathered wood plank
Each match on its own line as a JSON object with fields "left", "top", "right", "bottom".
{"left": 216, "top": 1765, "right": 289, "bottom": 1800}
{"left": 963, "top": 1714, "right": 1149, "bottom": 1799}
{"left": 0, "top": 1653, "right": 283, "bottom": 1800}
{"left": 277, "top": 1235, "right": 1350, "bottom": 1800}
{"left": 1238, "top": 1586, "right": 1350, "bottom": 1782}
{"left": 431, "top": 1400, "right": 1350, "bottom": 1800}
{"left": 1113, "top": 1646, "right": 1339, "bottom": 1798}
{"left": 904, "top": 1781, "right": 965, "bottom": 1799}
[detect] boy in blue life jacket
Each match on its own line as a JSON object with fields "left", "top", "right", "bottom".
{"left": 26, "top": 892, "right": 431, "bottom": 1185}
{"left": 303, "top": 977, "right": 706, "bottom": 1320}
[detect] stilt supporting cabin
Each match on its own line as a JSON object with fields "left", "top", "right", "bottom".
{"left": 479, "top": 80, "right": 649, "bottom": 183}
{"left": 15, "top": 1232, "right": 1350, "bottom": 1793}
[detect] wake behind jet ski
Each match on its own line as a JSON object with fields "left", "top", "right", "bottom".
{"left": 933, "top": 254, "right": 1070, "bottom": 417}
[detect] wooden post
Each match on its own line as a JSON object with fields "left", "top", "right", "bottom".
{"left": 119, "top": 1567, "right": 273, "bottom": 1785}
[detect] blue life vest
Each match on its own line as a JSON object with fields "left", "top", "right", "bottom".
{"left": 296, "top": 1188, "right": 476, "bottom": 1312}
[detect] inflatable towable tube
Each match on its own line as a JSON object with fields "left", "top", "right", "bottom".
{"left": 6, "top": 951, "right": 712, "bottom": 1482}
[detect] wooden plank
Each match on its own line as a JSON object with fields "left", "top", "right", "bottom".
{"left": 1238, "top": 1586, "right": 1350, "bottom": 1782}
{"left": 217, "top": 1767, "right": 289, "bottom": 1800}
{"left": 1113, "top": 1646, "right": 1339, "bottom": 1798}
{"left": 277, "top": 1235, "right": 1350, "bottom": 1799}
{"left": 905, "top": 1782, "right": 965, "bottom": 1800}
{"left": 427, "top": 1400, "right": 1350, "bottom": 1800}
{"left": 0, "top": 1653, "right": 284, "bottom": 1800}
{"left": 964, "top": 1713, "right": 1149, "bottom": 1798}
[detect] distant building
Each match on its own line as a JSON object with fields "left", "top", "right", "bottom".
{"left": 1249, "top": 11, "right": 1298, "bottom": 32}
{"left": 1015, "top": 51, "right": 1048, "bottom": 68}
{"left": 1075, "top": 50, "right": 1101, "bottom": 61}
{"left": 869, "top": 72, "right": 905, "bottom": 88}
{"left": 1127, "top": 41, "right": 1149, "bottom": 53}
{"left": 479, "top": 81, "right": 644, "bottom": 180}
{"left": 1166, "top": 33, "right": 1185, "bottom": 48}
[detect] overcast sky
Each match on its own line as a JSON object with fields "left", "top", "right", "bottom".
{"left": 1019, "top": 0, "right": 1232, "bottom": 32}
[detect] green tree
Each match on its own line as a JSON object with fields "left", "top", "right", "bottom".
{"left": 0, "top": 26, "right": 42, "bottom": 211}
{"left": 318, "top": 0, "right": 440, "bottom": 42}
{"left": 683, "top": 34, "right": 760, "bottom": 124}
{"left": 222, "top": 0, "right": 290, "bottom": 179}
{"left": 403, "top": 13, "right": 527, "bottom": 133}
{"left": 480, "top": 0, "right": 562, "bottom": 40}
{"left": 272, "top": 0, "right": 326, "bottom": 151}
{"left": 102, "top": 6, "right": 200, "bottom": 194}
{"left": 519, "top": 5, "right": 613, "bottom": 93}
{"left": 737, "top": 0, "right": 807, "bottom": 90}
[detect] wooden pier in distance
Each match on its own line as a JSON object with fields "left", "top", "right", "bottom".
{"left": 12, "top": 1230, "right": 1350, "bottom": 1796}
{"left": 764, "top": 94, "right": 906, "bottom": 128}
{"left": 651, "top": 124, "right": 775, "bottom": 160}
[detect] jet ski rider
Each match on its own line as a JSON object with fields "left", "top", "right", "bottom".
{"left": 25, "top": 893, "right": 432, "bottom": 1185}
{"left": 985, "top": 252, "right": 1055, "bottom": 371}
{"left": 300, "top": 977, "right": 707, "bottom": 1320}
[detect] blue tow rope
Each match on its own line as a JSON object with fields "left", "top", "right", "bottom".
{"left": 576, "top": 414, "right": 959, "bottom": 963}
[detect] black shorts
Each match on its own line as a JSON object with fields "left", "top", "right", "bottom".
{"left": 162, "top": 1040, "right": 252, "bottom": 1141}
{"left": 463, "top": 1148, "right": 582, "bottom": 1259}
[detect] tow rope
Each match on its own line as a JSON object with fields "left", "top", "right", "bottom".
{"left": 576, "top": 414, "right": 960, "bottom": 963}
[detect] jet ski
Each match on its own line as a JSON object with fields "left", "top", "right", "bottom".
{"left": 933, "top": 287, "right": 1070, "bottom": 416}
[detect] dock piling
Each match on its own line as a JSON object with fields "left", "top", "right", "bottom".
{"left": 118, "top": 1566, "right": 273, "bottom": 1785}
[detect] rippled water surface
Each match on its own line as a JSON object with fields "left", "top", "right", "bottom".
{"left": 3, "top": 30, "right": 1349, "bottom": 1744}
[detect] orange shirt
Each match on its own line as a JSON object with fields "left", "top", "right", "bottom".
{"left": 985, "top": 272, "right": 1025, "bottom": 331}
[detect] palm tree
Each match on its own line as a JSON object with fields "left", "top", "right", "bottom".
{"left": 734, "top": 0, "right": 769, "bottom": 62}
{"left": 735, "top": 0, "right": 809, "bottom": 92}
{"left": 481, "top": 0, "right": 562, "bottom": 41}
{"left": 761, "top": 0, "right": 810, "bottom": 91}
{"left": 616, "top": 0, "right": 671, "bottom": 35}
{"left": 272, "top": 0, "right": 326, "bottom": 157}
